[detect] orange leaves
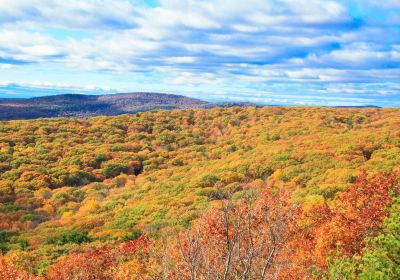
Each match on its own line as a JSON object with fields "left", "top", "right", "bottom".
{"left": 120, "top": 235, "right": 150, "bottom": 256}
{"left": 1, "top": 107, "right": 399, "bottom": 278}
{"left": 0, "top": 259, "right": 39, "bottom": 280}
{"left": 46, "top": 247, "right": 118, "bottom": 280}
{"left": 46, "top": 235, "right": 153, "bottom": 280}
{"left": 332, "top": 171, "right": 398, "bottom": 255}
{"left": 294, "top": 171, "right": 399, "bottom": 270}
{"left": 32, "top": 171, "right": 399, "bottom": 279}
{"left": 43, "top": 188, "right": 302, "bottom": 279}
{"left": 174, "top": 187, "right": 301, "bottom": 279}
{"left": 117, "top": 236, "right": 157, "bottom": 279}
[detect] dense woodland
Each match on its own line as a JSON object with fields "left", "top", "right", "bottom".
{"left": 0, "top": 106, "right": 399, "bottom": 279}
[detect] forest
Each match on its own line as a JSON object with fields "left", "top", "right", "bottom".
{"left": 0, "top": 106, "right": 399, "bottom": 279}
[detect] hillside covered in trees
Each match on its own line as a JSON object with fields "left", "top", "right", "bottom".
{"left": 0, "top": 92, "right": 256, "bottom": 120}
{"left": 0, "top": 106, "right": 399, "bottom": 279}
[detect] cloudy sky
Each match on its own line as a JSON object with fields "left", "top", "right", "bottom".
{"left": 0, "top": 0, "right": 399, "bottom": 106}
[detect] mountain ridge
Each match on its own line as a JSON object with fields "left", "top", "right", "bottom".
{"left": 0, "top": 92, "right": 259, "bottom": 120}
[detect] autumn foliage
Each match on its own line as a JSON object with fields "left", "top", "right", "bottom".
{"left": 36, "top": 171, "right": 398, "bottom": 279}
{"left": 46, "top": 247, "right": 117, "bottom": 280}
{"left": 172, "top": 187, "right": 300, "bottom": 279}
{"left": 0, "top": 258, "right": 39, "bottom": 280}
{"left": 291, "top": 171, "right": 399, "bottom": 276}
{"left": 0, "top": 107, "right": 399, "bottom": 278}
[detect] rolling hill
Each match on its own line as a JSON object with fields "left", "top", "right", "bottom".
{"left": 0, "top": 92, "right": 257, "bottom": 120}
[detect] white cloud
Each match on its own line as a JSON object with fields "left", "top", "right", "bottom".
{"left": 165, "top": 56, "right": 197, "bottom": 64}
{"left": 0, "top": 29, "right": 65, "bottom": 63}
{"left": 0, "top": 64, "right": 14, "bottom": 69}
{"left": 0, "top": 0, "right": 138, "bottom": 30}
{"left": 306, "top": 43, "right": 400, "bottom": 69}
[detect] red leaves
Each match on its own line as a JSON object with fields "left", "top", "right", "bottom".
{"left": 46, "top": 247, "right": 117, "bottom": 280}
{"left": 334, "top": 171, "right": 397, "bottom": 254}
{"left": 175, "top": 187, "right": 301, "bottom": 279}
{"left": 0, "top": 259, "right": 39, "bottom": 280}
{"left": 295, "top": 171, "right": 398, "bottom": 270}
{"left": 34, "top": 171, "right": 400, "bottom": 279}
{"left": 46, "top": 235, "right": 152, "bottom": 280}
{"left": 120, "top": 235, "right": 150, "bottom": 255}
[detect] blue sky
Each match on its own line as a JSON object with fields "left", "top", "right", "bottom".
{"left": 0, "top": 0, "right": 399, "bottom": 106}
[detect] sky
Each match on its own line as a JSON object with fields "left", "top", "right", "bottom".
{"left": 0, "top": 0, "right": 399, "bottom": 106}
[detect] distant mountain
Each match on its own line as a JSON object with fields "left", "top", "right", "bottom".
{"left": 0, "top": 92, "right": 258, "bottom": 120}
{"left": 334, "top": 105, "right": 382, "bottom": 108}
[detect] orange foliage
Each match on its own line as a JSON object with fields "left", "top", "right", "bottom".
{"left": 292, "top": 171, "right": 398, "bottom": 273}
{"left": 46, "top": 247, "right": 117, "bottom": 280}
{"left": 42, "top": 171, "right": 398, "bottom": 279}
{"left": 46, "top": 236, "right": 153, "bottom": 280}
{"left": 0, "top": 259, "right": 39, "bottom": 280}
{"left": 172, "top": 187, "right": 301, "bottom": 279}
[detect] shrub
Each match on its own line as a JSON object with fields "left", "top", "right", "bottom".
{"left": 121, "top": 228, "right": 142, "bottom": 242}
{"left": 47, "top": 230, "right": 93, "bottom": 245}
{"left": 103, "top": 163, "right": 129, "bottom": 178}
{"left": 196, "top": 174, "right": 219, "bottom": 188}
